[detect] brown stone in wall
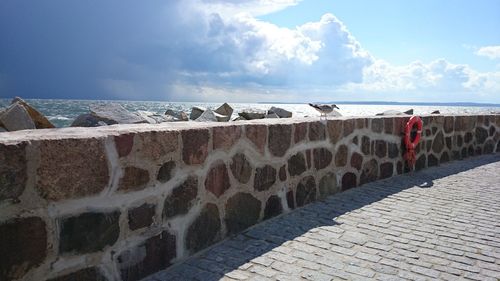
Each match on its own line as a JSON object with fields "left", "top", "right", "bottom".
{"left": 230, "top": 153, "right": 253, "bottom": 184}
{"left": 445, "top": 137, "right": 452, "bottom": 150}
{"left": 384, "top": 118, "right": 394, "bottom": 134}
{"left": 135, "top": 131, "right": 179, "bottom": 161}
{"left": 286, "top": 190, "right": 295, "bottom": 209}
{"left": 225, "top": 192, "right": 261, "bottom": 235}
{"left": 296, "top": 176, "right": 316, "bottom": 207}
{"left": 327, "top": 119, "right": 343, "bottom": 144}
{"left": 268, "top": 124, "right": 292, "bottom": 157}
{"left": 118, "top": 230, "right": 176, "bottom": 281}
{"left": 264, "top": 195, "right": 283, "bottom": 219}
{"left": 279, "top": 165, "right": 287, "bottom": 181}
{"left": 379, "top": 162, "right": 394, "bottom": 179}
{"left": 213, "top": 125, "right": 241, "bottom": 150}
{"left": 254, "top": 165, "right": 277, "bottom": 191}
{"left": 397, "top": 161, "right": 403, "bottom": 174}
{"left": 186, "top": 203, "right": 221, "bottom": 253}
{"left": 350, "top": 152, "right": 363, "bottom": 171}
{"left": 474, "top": 146, "right": 482, "bottom": 156}
{"left": 36, "top": 138, "right": 109, "bottom": 201}
{"left": 457, "top": 135, "right": 463, "bottom": 147}
{"left": 313, "top": 148, "right": 333, "bottom": 170}
{"left": 335, "top": 145, "right": 348, "bottom": 167}
{"left": 426, "top": 140, "right": 432, "bottom": 152}
{"left": 288, "top": 152, "right": 307, "bottom": 176}
{"left": 484, "top": 140, "right": 495, "bottom": 154}
{"left": 375, "top": 140, "right": 387, "bottom": 158}
{"left": 0, "top": 142, "right": 27, "bottom": 203}
{"left": 428, "top": 154, "right": 439, "bottom": 167}
{"left": 205, "top": 161, "right": 230, "bottom": 197}
{"left": 319, "top": 172, "right": 338, "bottom": 198}
{"left": 119, "top": 166, "right": 150, "bottom": 192}
{"left": 388, "top": 143, "right": 399, "bottom": 159}
{"left": 164, "top": 176, "right": 198, "bottom": 218}
{"left": 454, "top": 116, "right": 465, "bottom": 132}
{"left": 294, "top": 122, "right": 308, "bottom": 143}
{"left": 489, "top": 125, "right": 495, "bottom": 137}
{"left": 246, "top": 125, "right": 267, "bottom": 153}
{"left": 361, "top": 136, "right": 370, "bottom": 155}
{"left": 464, "top": 132, "right": 473, "bottom": 144}
{"left": 59, "top": 211, "right": 120, "bottom": 254}
{"left": 309, "top": 121, "right": 326, "bottom": 141}
{"left": 128, "top": 203, "right": 156, "bottom": 231}
{"left": 0, "top": 217, "right": 47, "bottom": 281}
{"left": 115, "top": 133, "right": 134, "bottom": 158}
{"left": 468, "top": 146, "right": 474, "bottom": 157}
{"left": 343, "top": 119, "right": 355, "bottom": 137}
{"left": 444, "top": 116, "right": 454, "bottom": 133}
{"left": 355, "top": 118, "right": 365, "bottom": 129}
{"left": 352, "top": 136, "right": 359, "bottom": 145}
{"left": 371, "top": 119, "right": 384, "bottom": 133}
{"left": 47, "top": 267, "right": 107, "bottom": 281}
{"left": 415, "top": 154, "right": 426, "bottom": 171}
{"left": 475, "top": 127, "right": 488, "bottom": 144}
{"left": 182, "top": 129, "right": 209, "bottom": 165}
{"left": 360, "top": 159, "right": 378, "bottom": 185}
{"left": 157, "top": 161, "right": 176, "bottom": 183}
{"left": 440, "top": 152, "right": 450, "bottom": 163}
{"left": 393, "top": 117, "right": 407, "bottom": 136}
{"left": 432, "top": 131, "right": 445, "bottom": 154}
{"left": 305, "top": 149, "right": 312, "bottom": 169}
{"left": 341, "top": 172, "right": 357, "bottom": 190}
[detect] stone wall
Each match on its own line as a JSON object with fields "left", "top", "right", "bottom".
{"left": 1, "top": 114, "right": 499, "bottom": 281}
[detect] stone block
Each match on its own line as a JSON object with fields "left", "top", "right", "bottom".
{"left": 288, "top": 152, "right": 306, "bottom": 176}
{"left": 0, "top": 217, "right": 47, "bottom": 281}
{"left": 343, "top": 119, "right": 355, "bottom": 137}
{"left": 205, "top": 161, "right": 230, "bottom": 197}
{"left": 432, "top": 131, "right": 445, "bottom": 153}
{"left": 305, "top": 149, "right": 312, "bottom": 169}
{"left": 47, "top": 267, "right": 107, "bottom": 281}
{"left": 464, "top": 132, "right": 473, "bottom": 143}
{"left": 279, "top": 165, "right": 287, "bottom": 181}
{"left": 0, "top": 142, "right": 27, "bottom": 202}
{"left": 182, "top": 129, "right": 209, "bottom": 165}
{"left": 384, "top": 118, "right": 394, "bottom": 134}
{"left": 59, "top": 211, "right": 120, "bottom": 254}
{"left": 213, "top": 126, "right": 241, "bottom": 150}
{"left": 371, "top": 119, "right": 384, "bottom": 133}
{"left": 360, "top": 159, "right": 378, "bottom": 185}
{"left": 444, "top": 116, "right": 454, "bottom": 133}
{"left": 415, "top": 155, "right": 427, "bottom": 171}
{"left": 350, "top": 152, "right": 363, "bottom": 171}
{"left": 319, "top": 172, "right": 338, "bottom": 198}
{"left": 440, "top": 152, "right": 450, "bottom": 163}
{"left": 254, "top": 165, "right": 277, "bottom": 191}
{"left": 264, "top": 195, "right": 283, "bottom": 219}
{"left": 388, "top": 143, "right": 399, "bottom": 159}
{"left": 164, "top": 176, "right": 198, "bottom": 218}
{"left": 118, "top": 166, "right": 150, "bottom": 192}
{"left": 128, "top": 203, "right": 156, "bottom": 231}
{"left": 296, "top": 176, "right": 316, "bottom": 207}
{"left": 313, "top": 148, "right": 333, "bottom": 170}
{"left": 294, "top": 123, "right": 307, "bottom": 143}
{"left": 118, "top": 231, "right": 176, "bottom": 281}
{"left": 361, "top": 136, "right": 370, "bottom": 155}
{"left": 246, "top": 125, "right": 267, "bottom": 153}
{"left": 157, "top": 161, "right": 176, "bottom": 183}
{"left": 484, "top": 140, "right": 495, "bottom": 154}
{"left": 445, "top": 137, "right": 452, "bottom": 150}
{"left": 114, "top": 133, "right": 134, "bottom": 158}
{"left": 134, "top": 131, "right": 178, "bottom": 162}
{"left": 225, "top": 193, "right": 261, "bottom": 235}
{"left": 355, "top": 118, "right": 365, "bottom": 129}
{"left": 37, "top": 138, "right": 109, "bottom": 201}
{"left": 286, "top": 190, "right": 295, "bottom": 209}
{"left": 335, "top": 145, "right": 348, "bottom": 167}
{"left": 269, "top": 124, "right": 292, "bottom": 157}
{"left": 379, "top": 162, "right": 393, "bottom": 179}
{"left": 475, "top": 127, "right": 488, "bottom": 144}
{"left": 186, "top": 203, "right": 221, "bottom": 253}
{"left": 375, "top": 140, "right": 387, "bottom": 158}
{"left": 327, "top": 119, "right": 343, "bottom": 144}
{"left": 428, "top": 154, "right": 439, "bottom": 167}
{"left": 230, "top": 153, "right": 252, "bottom": 184}
{"left": 309, "top": 121, "right": 326, "bottom": 141}
{"left": 341, "top": 172, "right": 357, "bottom": 190}
{"left": 489, "top": 125, "right": 495, "bottom": 137}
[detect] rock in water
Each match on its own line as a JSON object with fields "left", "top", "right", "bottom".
{"left": 190, "top": 106, "right": 205, "bottom": 120}
{"left": 266, "top": 112, "right": 279, "bottom": 118}
{"left": 0, "top": 103, "right": 36, "bottom": 131}
{"left": 376, "top": 110, "right": 412, "bottom": 116}
{"left": 431, "top": 110, "right": 440, "bottom": 114}
{"left": 89, "top": 103, "right": 147, "bottom": 124}
{"left": 71, "top": 114, "right": 106, "bottom": 127}
{"left": 195, "top": 109, "right": 218, "bottom": 122}
{"left": 238, "top": 110, "right": 266, "bottom": 120}
{"left": 232, "top": 116, "right": 246, "bottom": 121}
{"left": 404, "top": 109, "right": 414, "bottom": 115}
{"left": 134, "top": 110, "right": 175, "bottom": 124}
{"left": 214, "top": 103, "right": 233, "bottom": 121}
{"left": 11, "top": 97, "right": 55, "bottom": 128}
{"left": 165, "top": 109, "right": 188, "bottom": 121}
{"left": 268, "top": 106, "right": 292, "bottom": 118}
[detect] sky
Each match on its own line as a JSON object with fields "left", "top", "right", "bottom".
{"left": 0, "top": 0, "right": 499, "bottom": 103}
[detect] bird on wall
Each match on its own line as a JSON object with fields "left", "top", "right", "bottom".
{"left": 308, "top": 103, "right": 340, "bottom": 119}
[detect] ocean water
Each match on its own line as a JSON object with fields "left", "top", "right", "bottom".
{"left": 1, "top": 99, "right": 498, "bottom": 128}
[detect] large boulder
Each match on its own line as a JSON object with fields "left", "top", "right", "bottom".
{"left": 214, "top": 103, "right": 233, "bottom": 121}
{"left": 89, "top": 103, "right": 147, "bottom": 124}
{"left": 376, "top": 109, "right": 413, "bottom": 116}
{"left": 195, "top": 109, "right": 218, "bottom": 122}
{"left": 0, "top": 103, "right": 36, "bottom": 131}
{"left": 265, "top": 112, "right": 279, "bottom": 118}
{"left": 190, "top": 106, "right": 205, "bottom": 120}
{"left": 135, "top": 111, "right": 175, "bottom": 124}
{"left": 238, "top": 110, "right": 266, "bottom": 120}
{"left": 11, "top": 97, "right": 55, "bottom": 128}
{"left": 165, "top": 109, "right": 188, "bottom": 121}
{"left": 71, "top": 114, "right": 107, "bottom": 127}
{"left": 268, "top": 106, "right": 292, "bottom": 118}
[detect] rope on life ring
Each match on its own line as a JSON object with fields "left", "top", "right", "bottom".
{"left": 403, "top": 116, "right": 423, "bottom": 169}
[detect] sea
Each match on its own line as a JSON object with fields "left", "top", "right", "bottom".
{"left": 1, "top": 99, "right": 499, "bottom": 128}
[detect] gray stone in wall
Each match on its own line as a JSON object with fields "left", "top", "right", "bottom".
{"left": 489, "top": 125, "right": 495, "bottom": 137}
{"left": 264, "top": 195, "right": 283, "bottom": 219}
{"left": 428, "top": 154, "right": 439, "bottom": 167}
{"left": 335, "top": 145, "right": 348, "bottom": 167}
{"left": 361, "top": 136, "right": 371, "bottom": 155}
{"left": 118, "top": 230, "right": 176, "bottom": 281}
{"left": 0, "top": 142, "right": 27, "bottom": 203}
{"left": 59, "top": 211, "right": 120, "bottom": 254}
{"left": 415, "top": 155, "right": 427, "bottom": 171}
{"left": 254, "top": 165, "right": 277, "bottom": 191}
{"left": 440, "top": 152, "right": 450, "bottom": 163}
{"left": 230, "top": 153, "right": 253, "bottom": 184}
{"left": 205, "top": 161, "right": 230, "bottom": 197}
{"left": 288, "top": 152, "right": 307, "bottom": 176}
{"left": 157, "top": 161, "right": 176, "bottom": 183}
{"left": 484, "top": 140, "right": 495, "bottom": 154}
{"left": 388, "top": 143, "right": 399, "bottom": 159}
{"left": 384, "top": 118, "right": 394, "bottom": 134}
{"left": 444, "top": 116, "right": 454, "bottom": 133}
{"left": 309, "top": 121, "right": 326, "bottom": 141}
{"left": 225, "top": 193, "right": 261, "bottom": 235}
{"left": 327, "top": 119, "right": 343, "bottom": 144}
{"left": 294, "top": 123, "right": 307, "bottom": 143}
{"left": 313, "top": 148, "right": 333, "bottom": 170}
{"left": 118, "top": 166, "right": 150, "bottom": 192}
{"left": 279, "top": 165, "right": 287, "bottom": 181}
{"left": 47, "top": 267, "right": 107, "bottom": 281}
{"left": 186, "top": 203, "right": 221, "bottom": 253}
{"left": 268, "top": 124, "right": 292, "bottom": 157}
{"left": 445, "top": 137, "right": 452, "bottom": 150}
{"left": 475, "top": 127, "right": 488, "bottom": 144}
{"left": 0, "top": 217, "right": 47, "bottom": 281}
{"left": 375, "top": 140, "right": 387, "bottom": 158}
{"left": 319, "top": 172, "right": 338, "bottom": 198}
{"left": 432, "top": 131, "right": 445, "bottom": 153}
{"left": 371, "top": 119, "right": 384, "bottom": 133}
{"left": 128, "top": 203, "right": 156, "bottom": 231}
{"left": 350, "top": 152, "right": 363, "bottom": 171}
{"left": 360, "top": 159, "right": 378, "bottom": 185}
{"left": 380, "top": 162, "right": 394, "bottom": 179}
{"left": 296, "top": 176, "right": 316, "bottom": 207}
{"left": 286, "top": 190, "right": 295, "bottom": 209}
{"left": 164, "top": 176, "right": 198, "bottom": 218}
{"left": 343, "top": 119, "right": 355, "bottom": 137}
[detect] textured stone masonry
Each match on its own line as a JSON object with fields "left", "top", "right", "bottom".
{"left": 0, "top": 114, "right": 499, "bottom": 280}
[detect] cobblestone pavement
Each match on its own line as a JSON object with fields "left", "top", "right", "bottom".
{"left": 145, "top": 155, "right": 500, "bottom": 281}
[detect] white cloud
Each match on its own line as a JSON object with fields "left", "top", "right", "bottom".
{"left": 475, "top": 45, "right": 500, "bottom": 59}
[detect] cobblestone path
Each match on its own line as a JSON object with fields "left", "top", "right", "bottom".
{"left": 145, "top": 154, "right": 500, "bottom": 281}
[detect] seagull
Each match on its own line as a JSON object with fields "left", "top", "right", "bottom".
{"left": 308, "top": 103, "right": 340, "bottom": 119}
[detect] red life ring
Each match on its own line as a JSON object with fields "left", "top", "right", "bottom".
{"left": 403, "top": 116, "right": 423, "bottom": 168}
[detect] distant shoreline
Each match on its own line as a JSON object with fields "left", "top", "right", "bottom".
{"left": 260, "top": 101, "right": 500, "bottom": 107}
